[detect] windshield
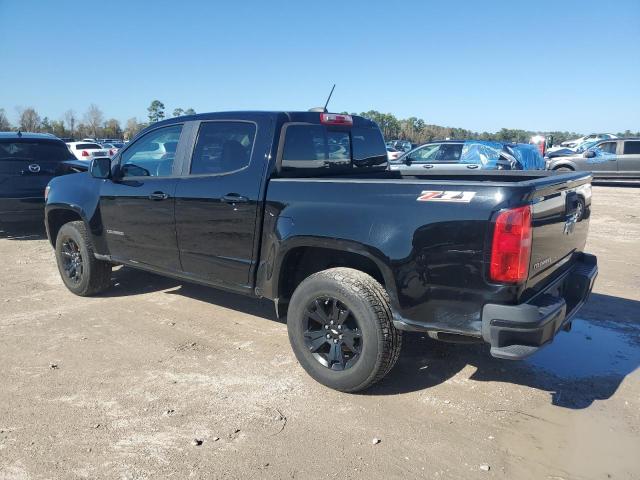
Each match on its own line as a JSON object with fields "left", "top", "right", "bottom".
{"left": 0, "top": 140, "right": 74, "bottom": 162}
{"left": 576, "top": 140, "right": 599, "bottom": 153}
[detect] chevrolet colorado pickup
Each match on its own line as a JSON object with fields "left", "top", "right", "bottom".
{"left": 44, "top": 111, "right": 598, "bottom": 392}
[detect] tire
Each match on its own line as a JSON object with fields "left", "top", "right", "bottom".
{"left": 55, "top": 221, "right": 112, "bottom": 296}
{"left": 287, "top": 267, "right": 402, "bottom": 392}
{"left": 554, "top": 166, "right": 573, "bottom": 172}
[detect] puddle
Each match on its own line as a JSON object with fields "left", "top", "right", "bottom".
{"left": 525, "top": 318, "right": 640, "bottom": 379}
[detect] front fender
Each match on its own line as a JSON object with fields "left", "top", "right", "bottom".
{"left": 45, "top": 173, "right": 107, "bottom": 253}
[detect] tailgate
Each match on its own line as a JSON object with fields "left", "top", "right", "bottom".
{"left": 526, "top": 173, "right": 592, "bottom": 294}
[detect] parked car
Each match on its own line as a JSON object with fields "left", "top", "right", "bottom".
{"left": 546, "top": 139, "right": 600, "bottom": 159}
{"left": 560, "top": 133, "right": 617, "bottom": 148}
{"left": 100, "top": 142, "right": 125, "bottom": 157}
{"left": 66, "top": 141, "right": 111, "bottom": 161}
{"left": 386, "top": 139, "right": 413, "bottom": 152}
{"left": 547, "top": 138, "right": 640, "bottom": 177}
{"left": 0, "top": 132, "right": 86, "bottom": 222}
{"left": 386, "top": 146, "right": 402, "bottom": 161}
{"left": 44, "top": 111, "right": 597, "bottom": 392}
{"left": 390, "top": 140, "right": 545, "bottom": 173}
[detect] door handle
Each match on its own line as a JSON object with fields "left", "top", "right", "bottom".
{"left": 422, "top": 164, "right": 434, "bottom": 169}
{"left": 222, "top": 194, "right": 249, "bottom": 204}
{"left": 466, "top": 164, "right": 479, "bottom": 169}
{"left": 148, "top": 191, "right": 169, "bottom": 201}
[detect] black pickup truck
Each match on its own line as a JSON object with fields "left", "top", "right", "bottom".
{"left": 44, "top": 111, "right": 597, "bottom": 392}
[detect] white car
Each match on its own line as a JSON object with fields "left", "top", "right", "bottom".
{"left": 101, "top": 142, "right": 125, "bottom": 157}
{"left": 66, "top": 141, "right": 110, "bottom": 161}
{"left": 387, "top": 147, "right": 402, "bottom": 161}
{"left": 561, "top": 133, "right": 617, "bottom": 148}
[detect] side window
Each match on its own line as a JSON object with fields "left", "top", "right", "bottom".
{"left": 435, "top": 143, "right": 463, "bottom": 162}
{"left": 596, "top": 142, "right": 617, "bottom": 155}
{"left": 409, "top": 144, "right": 440, "bottom": 162}
{"left": 190, "top": 122, "right": 256, "bottom": 175}
{"left": 121, "top": 125, "right": 183, "bottom": 177}
{"left": 623, "top": 141, "right": 640, "bottom": 155}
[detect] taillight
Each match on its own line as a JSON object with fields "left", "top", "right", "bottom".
{"left": 81, "top": 150, "right": 89, "bottom": 157}
{"left": 320, "top": 113, "right": 353, "bottom": 126}
{"left": 490, "top": 205, "right": 532, "bottom": 284}
{"left": 109, "top": 149, "right": 115, "bottom": 156}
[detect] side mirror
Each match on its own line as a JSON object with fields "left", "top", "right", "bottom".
{"left": 404, "top": 156, "right": 413, "bottom": 166}
{"left": 584, "top": 150, "right": 596, "bottom": 159}
{"left": 90, "top": 157, "right": 112, "bottom": 179}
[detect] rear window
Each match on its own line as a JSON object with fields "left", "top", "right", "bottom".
{"left": 623, "top": 141, "right": 640, "bottom": 155}
{"left": 0, "top": 141, "right": 73, "bottom": 162}
{"left": 280, "top": 124, "right": 387, "bottom": 174}
{"left": 76, "top": 143, "right": 102, "bottom": 150}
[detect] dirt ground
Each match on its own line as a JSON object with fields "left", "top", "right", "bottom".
{"left": 1, "top": 185, "right": 639, "bottom": 480}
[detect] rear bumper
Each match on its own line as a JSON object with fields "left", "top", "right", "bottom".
{"left": 481, "top": 253, "right": 598, "bottom": 360}
{"left": 0, "top": 197, "right": 45, "bottom": 220}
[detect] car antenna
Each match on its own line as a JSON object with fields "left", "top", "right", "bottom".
{"left": 323, "top": 84, "right": 336, "bottom": 112}
{"left": 308, "top": 84, "right": 336, "bottom": 113}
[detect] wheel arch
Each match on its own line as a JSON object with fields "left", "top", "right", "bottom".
{"left": 552, "top": 161, "right": 576, "bottom": 171}
{"left": 266, "top": 237, "right": 398, "bottom": 309}
{"left": 45, "top": 205, "right": 87, "bottom": 247}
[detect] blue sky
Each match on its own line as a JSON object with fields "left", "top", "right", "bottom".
{"left": 1, "top": 0, "right": 639, "bottom": 133}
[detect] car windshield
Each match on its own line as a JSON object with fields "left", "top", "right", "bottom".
{"left": 576, "top": 140, "right": 599, "bottom": 153}
{"left": 0, "top": 140, "right": 74, "bottom": 162}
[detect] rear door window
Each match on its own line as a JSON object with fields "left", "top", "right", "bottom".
{"left": 435, "top": 143, "right": 464, "bottom": 162}
{"left": 190, "top": 121, "right": 256, "bottom": 175}
{"left": 623, "top": 141, "right": 640, "bottom": 155}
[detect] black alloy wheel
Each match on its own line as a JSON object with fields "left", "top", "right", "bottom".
{"left": 60, "top": 238, "right": 84, "bottom": 284}
{"left": 303, "top": 297, "right": 363, "bottom": 371}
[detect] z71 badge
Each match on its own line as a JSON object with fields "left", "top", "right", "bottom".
{"left": 417, "top": 191, "right": 476, "bottom": 203}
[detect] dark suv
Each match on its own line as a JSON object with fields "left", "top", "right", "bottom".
{"left": 0, "top": 132, "right": 82, "bottom": 222}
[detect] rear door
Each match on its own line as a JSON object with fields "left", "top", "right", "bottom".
{"left": 99, "top": 124, "right": 185, "bottom": 271}
{"left": 0, "top": 139, "right": 74, "bottom": 199}
{"left": 429, "top": 143, "right": 468, "bottom": 170}
{"left": 618, "top": 140, "right": 640, "bottom": 176}
{"left": 174, "top": 120, "right": 266, "bottom": 289}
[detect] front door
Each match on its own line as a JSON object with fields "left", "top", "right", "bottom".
{"left": 583, "top": 140, "right": 619, "bottom": 177}
{"left": 99, "top": 124, "right": 184, "bottom": 271}
{"left": 397, "top": 143, "right": 442, "bottom": 173}
{"left": 174, "top": 120, "right": 263, "bottom": 289}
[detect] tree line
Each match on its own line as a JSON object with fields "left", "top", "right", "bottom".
{"left": 345, "top": 111, "right": 639, "bottom": 145}
{"left": 1, "top": 103, "right": 637, "bottom": 145}
{"left": 0, "top": 100, "right": 195, "bottom": 140}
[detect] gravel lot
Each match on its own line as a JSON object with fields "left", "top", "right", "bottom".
{"left": 1, "top": 185, "right": 639, "bottom": 480}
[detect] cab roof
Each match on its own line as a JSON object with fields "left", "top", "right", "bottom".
{"left": 141, "top": 111, "right": 379, "bottom": 131}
